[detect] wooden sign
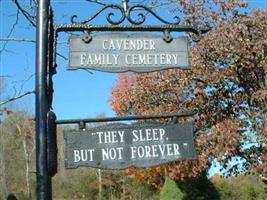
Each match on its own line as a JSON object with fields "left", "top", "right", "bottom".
{"left": 64, "top": 122, "right": 196, "bottom": 169}
{"left": 68, "top": 33, "right": 190, "bottom": 72}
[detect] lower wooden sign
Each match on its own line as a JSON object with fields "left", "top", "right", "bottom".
{"left": 64, "top": 122, "right": 196, "bottom": 169}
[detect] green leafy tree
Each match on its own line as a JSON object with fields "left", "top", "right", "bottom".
{"left": 180, "top": 172, "right": 220, "bottom": 200}
{"left": 213, "top": 174, "right": 267, "bottom": 200}
{"left": 214, "top": 179, "right": 235, "bottom": 200}
{"left": 160, "top": 178, "right": 184, "bottom": 200}
{"left": 238, "top": 175, "right": 266, "bottom": 200}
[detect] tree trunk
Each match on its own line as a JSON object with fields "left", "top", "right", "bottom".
{"left": 122, "top": 175, "right": 126, "bottom": 200}
{"left": 16, "top": 124, "right": 31, "bottom": 199}
{"left": 22, "top": 138, "right": 31, "bottom": 199}
{"left": 0, "top": 134, "right": 8, "bottom": 199}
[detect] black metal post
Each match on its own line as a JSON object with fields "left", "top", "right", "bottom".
{"left": 36, "top": 0, "right": 51, "bottom": 199}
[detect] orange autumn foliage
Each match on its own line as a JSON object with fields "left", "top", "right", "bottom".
{"left": 109, "top": 1, "right": 267, "bottom": 187}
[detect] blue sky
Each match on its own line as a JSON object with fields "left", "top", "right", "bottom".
{"left": 1, "top": 0, "right": 266, "bottom": 120}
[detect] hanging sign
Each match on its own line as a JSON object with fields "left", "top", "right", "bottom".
{"left": 68, "top": 33, "right": 190, "bottom": 72}
{"left": 64, "top": 122, "right": 196, "bottom": 169}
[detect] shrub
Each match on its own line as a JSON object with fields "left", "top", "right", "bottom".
{"left": 160, "top": 178, "right": 184, "bottom": 200}
{"left": 214, "top": 179, "right": 235, "bottom": 200}
{"left": 238, "top": 175, "right": 266, "bottom": 200}
{"left": 213, "top": 174, "right": 267, "bottom": 200}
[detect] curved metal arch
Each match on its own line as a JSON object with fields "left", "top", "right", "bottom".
{"left": 126, "top": 5, "right": 181, "bottom": 25}
{"left": 70, "top": 2, "right": 181, "bottom": 26}
{"left": 71, "top": 4, "right": 126, "bottom": 25}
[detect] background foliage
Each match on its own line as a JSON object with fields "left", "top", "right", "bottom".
{"left": 109, "top": 0, "right": 267, "bottom": 187}
{"left": 0, "top": 113, "right": 266, "bottom": 199}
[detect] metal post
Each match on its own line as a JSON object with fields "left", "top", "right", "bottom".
{"left": 36, "top": 0, "right": 51, "bottom": 199}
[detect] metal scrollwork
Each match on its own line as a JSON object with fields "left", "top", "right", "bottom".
{"left": 71, "top": 4, "right": 125, "bottom": 25}
{"left": 127, "top": 5, "right": 180, "bottom": 25}
{"left": 70, "top": 2, "right": 180, "bottom": 26}
{"left": 106, "top": 5, "right": 125, "bottom": 25}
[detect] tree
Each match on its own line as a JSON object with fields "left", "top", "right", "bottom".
{"left": 0, "top": 112, "right": 35, "bottom": 199}
{"left": 109, "top": 0, "right": 267, "bottom": 186}
{"left": 160, "top": 178, "right": 184, "bottom": 200}
{"left": 213, "top": 174, "right": 267, "bottom": 200}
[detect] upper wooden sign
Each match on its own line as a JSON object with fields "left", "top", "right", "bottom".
{"left": 68, "top": 33, "right": 190, "bottom": 73}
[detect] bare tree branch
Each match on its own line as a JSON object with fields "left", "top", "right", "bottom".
{"left": 0, "top": 38, "right": 35, "bottom": 43}
{"left": 17, "top": 73, "right": 35, "bottom": 96}
{"left": 0, "top": 38, "right": 67, "bottom": 60}
{"left": 0, "top": 8, "right": 19, "bottom": 54}
{"left": 86, "top": 0, "right": 107, "bottom": 6}
{"left": 13, "top": 0, "right": 36, "bottom": 27}
{"left": 82, "top": 69, "right": 94, "bottom": 74}
{"left": 0, "top": 38, "right": 68, "bottom": 44}
{"left": 0, "top": 75, "right": 15, "bottom": 78}
{"left": 0, "top": 89, "right": 35, "bottom": 106}
{"left": 56, "top": 52, "right": 67, "bottom": 60}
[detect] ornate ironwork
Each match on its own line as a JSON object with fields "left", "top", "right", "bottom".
{"left": 38, "top": 0, "right": 209, "bottom": 197}
{"left": 71, "top": 4, "right": 125, "bottom": 25}
{"left": 52, "top": 0, "right": 210, "bottom": 71}
{"left": 70, "top": 2, "right": 180, "bottom": 26}
{"left": 126, "top": 5, "right": 180, "bottom": 25}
